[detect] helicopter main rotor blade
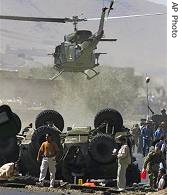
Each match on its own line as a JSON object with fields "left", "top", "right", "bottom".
{"left": 0, "top": 15, "right": 67, "bottom": 23}
{"left": 86, "top": 12, "right": 166, "bottom": 21}
{"left": 0, "top": 28, "right": 57, "bottom": 45}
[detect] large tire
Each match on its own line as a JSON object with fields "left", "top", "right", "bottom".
{"left": 0, "top": 104, "right": 12, "bottom": 126}
{"left": 94, "top": 108, "right": 123, "bottom": 134}
{"left": 12, "top": 113, "right": 22, "bottom": 134}
{"left": 0, "top": 105, "right": 21, "bottom": 137}
{"left": 31, "top": 126, "right": 61, "bottom": 153}
{"left": 35, "top": 110, "right": 64, "bottom": 132}
{"left": 19, "top": 144, "right": 40, "bottom": 177}
{"left": 61, "top": 145, "right": 87, "bottom": 183}
{"left": 0, "top": 136, "right": 19, "bottom": 163}
{"left": 88, "top": 134, "right": 116, "bottom": 164}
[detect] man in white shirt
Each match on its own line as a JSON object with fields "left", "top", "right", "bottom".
{"left": 115, "top": 136, "right": 131, "bottom": 191}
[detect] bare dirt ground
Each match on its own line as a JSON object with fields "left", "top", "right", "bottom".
{"left": 146, "top": 189, "right": 167, "bottom": 195}
{"left": 0, "top": 186, "right": 167, "bottom": 195}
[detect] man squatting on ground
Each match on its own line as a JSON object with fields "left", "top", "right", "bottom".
{"left": 37, "top": 133, "right": 60, "bottom": 188}
{"left": 0, "top": 162, "right": 19, "bottom": 179}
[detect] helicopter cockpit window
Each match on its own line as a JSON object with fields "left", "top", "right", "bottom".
{"left": 63, "top": 43, "right": 82, "bottom": 62}
{"left": 64, "top": 44, "right": 74, "bottom": 62}
{"left": 54, "top": 45, "right": 62, "bottom": 65}
{"left": 55, "top": 42, "right": 81, "bottom": 64}
{"left": 76, "top": 30, "right": 92, "bottom": 43}
{"left": 54, "top": 44, "right": 68, "bottom": 65}
{"left": 75, "top": 45, "right": 81, "bottom": 58}
{"left": 60, "top": 43, "right": 67, "bottom": 63}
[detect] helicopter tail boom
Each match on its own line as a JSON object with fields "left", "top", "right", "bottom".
{"left": 97, "top": 7, "right": 107, "bottom": 37}
{"left": 97, "top": 0, "right": 114, "bottom": 37}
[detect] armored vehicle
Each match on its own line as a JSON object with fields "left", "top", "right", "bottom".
{"left": 19, "top": 108, "right": 140, "bottom": 185}
{"left": 0, "top": 105, "right": 140, "bottom": 185}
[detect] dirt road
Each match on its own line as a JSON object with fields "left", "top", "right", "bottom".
{"left": 0, "top": 186, "right": 167, "bottom": 195}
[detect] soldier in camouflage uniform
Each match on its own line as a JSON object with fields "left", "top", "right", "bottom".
{"left": 142, "top": 144, "right": 166, "bottom": 189}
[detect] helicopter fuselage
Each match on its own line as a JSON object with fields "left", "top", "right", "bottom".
{"left": 0, "top": 3, "right": 112, "bottom": 80}
{"left": 54, "top": 30, "right": 101, "bottom": 73}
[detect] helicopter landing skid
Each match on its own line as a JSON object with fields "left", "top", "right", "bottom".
{"left": 83, "top": 69, "right": 100, "bottom": 80}
{"left": 49, "top": 70, "right": 64, "bottom": 80}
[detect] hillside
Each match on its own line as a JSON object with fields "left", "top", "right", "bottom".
{"left": 0, "top": 0, "right": 167, "bottom": 86}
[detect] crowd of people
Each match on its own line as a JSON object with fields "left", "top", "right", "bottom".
{"left": 128, "top": 108, "right": 167, "bottom": 191}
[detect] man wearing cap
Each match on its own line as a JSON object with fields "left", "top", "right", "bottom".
{"left": 37, "top": 133, "right": 60, "bottom": 188}
{"left": 142, "top": 144, "right": 166, "bottom": 189}
{"left": 115, "top": 136, "right": 131, "bottom": 191}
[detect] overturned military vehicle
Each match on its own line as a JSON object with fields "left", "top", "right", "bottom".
{"left": 0, "top": 105, "right": 140, "bottom": 185}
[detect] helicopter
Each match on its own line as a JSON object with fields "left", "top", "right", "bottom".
{"left": 0, "top": 0, "right": 166, "bottom": 80}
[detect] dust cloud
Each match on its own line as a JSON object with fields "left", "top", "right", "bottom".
{"left": 0, "top": 66, "right": 166, "bottom": 130}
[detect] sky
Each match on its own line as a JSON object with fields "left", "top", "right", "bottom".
{"left": 147, "top": 0, "right": 167, "bottom": 5}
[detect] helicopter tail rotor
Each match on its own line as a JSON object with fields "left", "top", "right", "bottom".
{"left": 107, "top": 0, "right": 115, "bottom": 17}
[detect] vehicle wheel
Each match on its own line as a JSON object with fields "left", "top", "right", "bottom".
{"left": 31, "top": 126, "right": 61, "bottom": 153}
{"left": 0, "top": 136, "right": 19, "bottom": 160}
{"left": 35, "top": 110, "right": 64, "bottom": 132}
{"left": 0, "top": 105, "right": 21, "bottom": 137}
{"left": 88, "top": 134, "right": 116, "bottom": 164}
{"left": 61, "top": 145, "right": 86, "bottom": 183}
{"left": 0, "top": 104, "right": 12, "bottom": 114}
{"left": 94, "top": 108, "right": 123, "bottom": 134}
{"left": 19, "top": 145, "right": 29, "bottom": 176}
{"left": 12, "top": 113, "right": 22, "bottom": 134}
{"left": 19, "top": 144, "right": 40, "bottom": 177}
